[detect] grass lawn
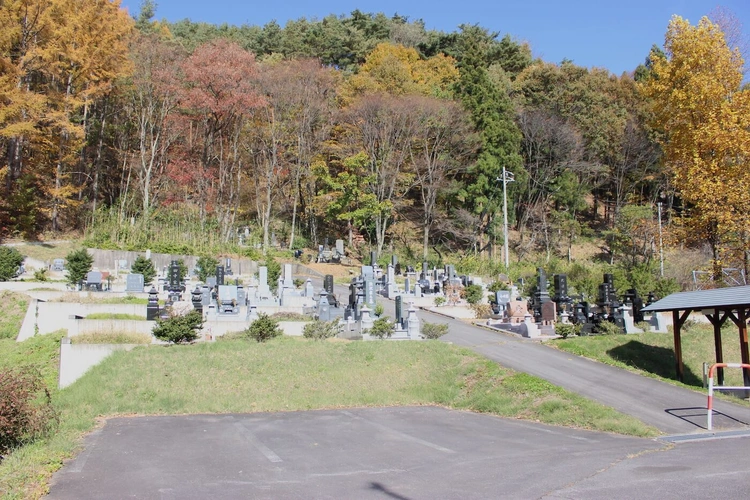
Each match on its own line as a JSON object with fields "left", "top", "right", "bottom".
{"left": 8, "top": 241, "right": 80, "bottom": 265}
{"left": 0, "top": 292, "right": 28, "bottom": 340}
{"left": 552, "top": 323, "right": 747, "bottom": 390}
{"left": 0, "top": 336, "right": 658, "bottom": 499}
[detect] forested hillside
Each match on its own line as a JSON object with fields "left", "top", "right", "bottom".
{"left": 1, "top": 1, "right": 749, "bottom": 292}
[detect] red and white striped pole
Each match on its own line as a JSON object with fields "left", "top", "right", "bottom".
{"left": 707, "top": 363, "right": 750, "bottom": 431}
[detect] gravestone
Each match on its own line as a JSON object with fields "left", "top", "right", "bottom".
{"left": 206, "top": 277, "right": 217, "bottom": 288}
{"left": 364, "top": 277, "right": 376, "bottom": 308}
{"left": 52, "top": 259, "right": 65, "bottom": 271}
{"left": 85, "top": 271, "right": 103, "bottom": 291}
{"left": 191, "top": 286, "right": 203, "bottom": 314}
{"left": 336, "top": 239, "right": 345, "bottom": 257}
{"left": 395, "top": 295, "right": 404, "bottom": 328}
{"left": 118, "top": 259, "right": 129, "bottom": 270}
{"left": 404, "top": 277, "right": 411, "bottom": 295}
{"left": 257, "top": 266, "right": 271, "bottom": 300}
{"left": 540, "top": 301, "right": 556, "bottom": 323}
{"left": 126, "top": 273, "right": 144, "bottom": 293}
{"left": 217, "top": 285, "right": 239, "bottom": 314}
{"left": 237, "top": 286, "right": 246, "bottom": 306}
{"left": 324, "top": 274, "right": 334, "bottom": 295}
{"left": 146, "top": 287, "right": 159, "bottom": 320}
{"left": 169, "top": 261, "right": 181, "bottom": 289}
{"left": 225, "top": 258, "right": 233, "bottom": 276}
{"left": 283, "top": 264, "right": 294, "bottom": 289}
{"left": 414, "top": 284, "right": 422, "bottom": 298}
{"left": 370, "top": 251, "right": 378, "bottom": 267}
{"left": 216, "top": 265, "right": 225, "bottom": 287}
{"left": 386, "top": 264, "right": 396, "bottom": 298}
{"left": 318, "top": 291, "right": 331, "bottom": 321}
{"left": 305, "top": 278, "right": 315, "bottom": 298}
{"left": 201, "top": 286, "right": 211, "bottom": 307}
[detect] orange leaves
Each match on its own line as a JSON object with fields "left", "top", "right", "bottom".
{"left": 643, "top": 15, "right": 750, "bottom": 266}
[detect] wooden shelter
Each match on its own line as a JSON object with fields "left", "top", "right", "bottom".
{"left": 642, "top": 286, "right": 750, "bottom": 386}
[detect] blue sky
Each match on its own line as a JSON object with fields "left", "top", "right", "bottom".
{"left": 118, "top": 0, "right": 750, "bottom": 76}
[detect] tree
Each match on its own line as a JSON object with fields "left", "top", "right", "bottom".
{"left": 453, "top": 25, "right": 522, "bottom": 257}
{"left": 195, "top": 255, "right": 219, "bottom": 283}
{"left": 0, "top": 246, "right": 24, "bottom": 281}
{"left": 65, "top": 248, "right": 93, "bottom": 286}
{"left": 641, "top": 16, "right": 750, "bottom": 278}
{"left": 131, "top": 255, "right": 156, "bottom": 285}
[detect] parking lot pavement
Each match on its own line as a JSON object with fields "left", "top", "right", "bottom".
{"left": 48, "top": 406, "right": 668, "bottom": 500}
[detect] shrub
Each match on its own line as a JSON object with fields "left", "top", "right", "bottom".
{"left": 421, "top": 322, "right": 449, "bottom": 339}
{"left": 131, "top": 255, "right": 157, "bottom": 285}
{"left": 0, "top": 367, "right": 58, "bottom": 457}
{"left": 462, "top": 284, "right": 484, "bottom": 305}
{"left": 271, "top": 312, "right": 312, "bottom": 321}
{"left": 152, "top": 311, "right": 203, "bottom": 344}
{"left": 369, "top": 317, "right": 395, "bottom": 339}
{"left": 0, "top": 247, "right": 24, "bottom": 282}
{"left": 195, "top": 255, "right": 219, "bottom": 282}
{"left": 33, "top": 268, "right": 48, "bottom": 281}
{"left": 303, "top": 319, "right": 340, "bottom": 340}
{"left": 487, "top": 280, "right": 508, "bottom": 292}
{"left": 65, "top": 249, "right": 94, "bottom": 286}
{"left": 555, "top": 323, "right": 581, "bottom": 339}
{"left": 373, "top": 303, "right": 384, "bottom": 317}
{"left": 595, "top": 320, "right": 623, "bottom": 335}
{"left": 434, "top": 296, "right": 446, "bottom": 307}
{"left": 471, "top": 303, "right": 493, "bottom": 319}
{"left": 244, "top": 313, "right": 282, "bottom": 342}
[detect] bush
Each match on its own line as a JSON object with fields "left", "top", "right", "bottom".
{"left": 0, "top": 367, "right": 58, "bottom": 457}
{"left": 421, "top": 322, "right": 449, "bottom": 339}
{"left": 471, "top": 303, "right": 493, "bottom": 319}
{"left": 271, "top": 312, "right": 312, "bottom": 321}
{"left": 65, "top": 249, "right": 93, "bottom": 286}
{"left": 0, "top": 247, "right": 24, "bottom": 282}
{"left": 369, "top": 317, "right": 395, "bottom": 339}
{"left": 555, "top": 323, "right": 581, "bottom": 339}
{"left": 434, "top": 296, "right": 446, "bottom": 307}
{"left": 462, "top": 284, "right": 484, "bottom": 305}
{"left": 373, "top": 303, "right": 384, "bottom": 317}
{"left": 595, "top": 320, "right": 623, "bottom": 335}
{"left": 152, "top": 311, "right": 203, "bottom": 344}
{"left": 33, "top": 268, "right": 48, "bottom": 281}
{"left": 195, "top": 255, "right": 219, "bottom": 282}
{"left": 244, "top": 313, "right": 282, "bottom": 342}
{"left": 303, "top": 319, "right": 340, "bottom": 340}
{"left": 131, "top": 255, "right": 157, "bottom": 285}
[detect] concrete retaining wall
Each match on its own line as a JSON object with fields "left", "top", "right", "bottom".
{"left": 202, "top": 320, "right": 311, "bottom": 339}
{"left": 58, "top": 338, "right": 140, "bottom": 389}
{"left": 68, "top": 319, "right": 155, "bottom": 337}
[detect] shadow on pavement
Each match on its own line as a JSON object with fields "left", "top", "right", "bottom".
{"left": 666, "top": 407, "right": 750, "bottom": 430}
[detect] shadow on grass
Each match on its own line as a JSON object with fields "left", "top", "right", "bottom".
{"left": 607, "top": 341, "right": 703, "bottom": 387}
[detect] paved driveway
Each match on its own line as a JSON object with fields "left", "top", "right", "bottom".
{"left": 47, "top": 407, "right": 750, "bottom": 499}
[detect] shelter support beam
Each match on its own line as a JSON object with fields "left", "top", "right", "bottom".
{"left": 672, "top": 310, "right": 691, "bottom": 383}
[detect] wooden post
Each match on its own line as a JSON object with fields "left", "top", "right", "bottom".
{"left": 710, "top": 310, "right": 725, "bottom": 385}
{"left": 673, "top": 310, "right": 684, "bottom": 383}
{"left": 739, "top": 308, "right": 750, "bottom": 392}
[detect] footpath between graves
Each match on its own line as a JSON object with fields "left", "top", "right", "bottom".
{"left": 368, "top": 292, "right": 750, "bottom": 436}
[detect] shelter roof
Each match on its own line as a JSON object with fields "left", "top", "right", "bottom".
{"left": 642, "top": 285, "right": 750, "bottom": 313}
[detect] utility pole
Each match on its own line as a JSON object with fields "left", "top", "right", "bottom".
{"left": 501, "top": 166, "right": 514, "bottom": 270}
{"left": 657, "top": 202, "right": 664, "bottom": 277}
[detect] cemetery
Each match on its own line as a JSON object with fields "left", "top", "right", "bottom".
{"left": 3, "top": 245, "right": 677, "bottom": 389}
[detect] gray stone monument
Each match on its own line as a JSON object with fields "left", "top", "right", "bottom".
{"left": 257, "top": 266, "right": 271, "bottom": 300}
{"left": 283, "top": 264, "right": 294, "bottom": 289}
{"left": 305, "top": 278, "right": 315, "bottom": 298}
{"left": 126, "top": 273, "right": 144, "bottom": 293}
{"left": 336, "top": 239, "right": 345, "bottom": 257}
{"left": 364, "top": 277, "right": 376, "bottom": 308}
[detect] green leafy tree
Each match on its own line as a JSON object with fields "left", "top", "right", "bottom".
{"left": 453, "top": 25, "right": 523, "bottom": 256}
{"left": 152, "top": 311, "right": 203, "bottom": 344}
{"left": 244, "top": 313, "right": 282, "bottom": 342}
{"left": 65, "top": 249, "right": 93, "bottom": 286}
{"left": 0, "top": 247, "right": 25, "bottom": 281}
{"left": 195, "top": 255, "right": 219, "bottom": 282}
{"left": 262, "top": 259, "right": 281, "bottom": 292}
{"left": 131, "top": 255, "right": 156, "bottom": 286}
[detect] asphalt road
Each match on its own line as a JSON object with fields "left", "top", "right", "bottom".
{"left": 48, "top": 407, "right": 750, "bottom": 500}
{"left": 365, "top": 291, "right": 750, "bottom": 435}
